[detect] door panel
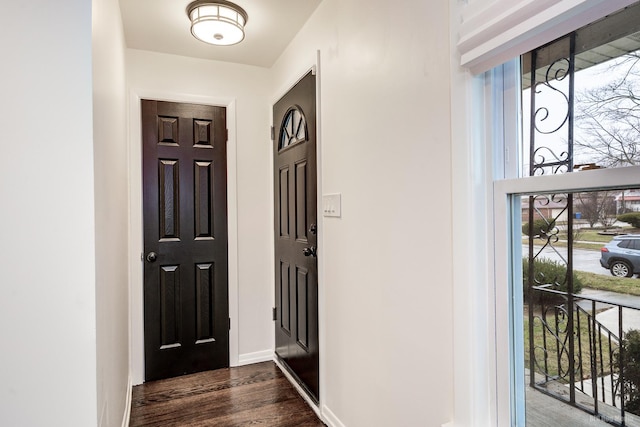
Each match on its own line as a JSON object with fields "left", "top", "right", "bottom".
{"left": 295, "top": 161, "right": 308, "bottom": 241}
{"left": 273, "top": 71, "right": 319, "bottom": 402}
{"left": 296, "top": 267, "right": 308, "bottom": 349}
{"left": 142, "top": 100, "right": 228, "bottom": 382}
{"left": 279, "top": 167, "right": 290, "bottom": 238}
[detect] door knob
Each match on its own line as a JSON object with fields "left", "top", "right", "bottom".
{"left": 302, "top": 246, "right": 317, "bottom": 257}
{"left": 146, "top": 252, "right": 158, "bottom": 263}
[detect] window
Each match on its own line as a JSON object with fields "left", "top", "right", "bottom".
{"left": 521, "top": 10, "right": 640, "bottom": 176}
{"left": 495, "top": 3, "right": 640, "bottom": 426}
{"left": 278, "top": 106, "right": 307, "bottom": 150}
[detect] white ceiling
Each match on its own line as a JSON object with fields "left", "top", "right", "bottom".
{"left": 119, "top": 0, "right": 323, "bottom": 68}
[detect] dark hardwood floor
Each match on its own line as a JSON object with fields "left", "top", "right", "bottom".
{"left": 129, "top": 361, "right": 325, "bottom": 427}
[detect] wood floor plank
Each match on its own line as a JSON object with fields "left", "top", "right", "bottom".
{"left": 130, "top": 361, "right": 325, "bottom": 427}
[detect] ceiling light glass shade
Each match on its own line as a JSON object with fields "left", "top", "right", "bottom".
{"left": 187, "top": 1, "right": 248, "bottom": 46}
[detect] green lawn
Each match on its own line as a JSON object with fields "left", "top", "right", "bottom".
{"left": 577, "top": 271, "right": 640, "bottom": 296}
{"left": 522, "top": 237, "right": 604, "bottom": 250}
{"left": 562, "top": 228, "right": 640, "bottom": 242}
{"left": 567, "top": 229, "right": 619, "bottom": 243}
{"left": 522, "top": 258, "right": 636, "bottom": 381}
{"left": 524, "top": 307, "right": 618, "bottom": 381}
{"left": 521, "top": 229, "right": 640, "bottom": 386}
{"left": 523, "top": 228, "right": 640, "bottom": 251}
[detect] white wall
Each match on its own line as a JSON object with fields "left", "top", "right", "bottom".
{"left": 0, "top": 1, "right": 98, "bottom": 426}
{"left": 271, "top": 1, "right": 454, "bottom": 425}
{"left": 126, "top": 50, "right": 273, "bottom": 383}
{"left": 92, "top": 0, "right": 130, "bottom": 426}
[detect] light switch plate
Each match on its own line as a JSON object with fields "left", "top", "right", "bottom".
{"left": 322, "top": 193, "right": 341, "bottom": 217}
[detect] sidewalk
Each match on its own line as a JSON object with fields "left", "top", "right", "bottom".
{"left": 580, "top": 288, "right": 640, "bottom": 336}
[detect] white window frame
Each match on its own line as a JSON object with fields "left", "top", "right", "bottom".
{"left": 495, "top": 170, "right": 640, "bottom": 425}
{"left": 492, "top": 60, "right": 640, "bottom": 425}
{"left": 451, "top": 2, "right": 640, "bottom": 425}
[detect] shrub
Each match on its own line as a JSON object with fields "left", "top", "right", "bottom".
{"left": 522, "top": 257, "right": 583, "bottom": 304}
{"left": 617, "top": 212, "right": 640, "bottom": 228}
{"left": 522, "top": 218, "right": 557, "bottom": 237}
{"left": 618, "top": 329, "right": 640, "bottom": 416}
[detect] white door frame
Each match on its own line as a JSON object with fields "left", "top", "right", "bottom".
{"left": 127, "top": 89, "right": 240, "bottom": 385}
{"left": 269, "top": 55, "right": 326, "bottom": 419}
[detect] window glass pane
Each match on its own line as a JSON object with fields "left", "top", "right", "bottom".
{"left": 574, "top": 47, "right": 640, "bottom": 169}
{"left": 522, "top": 38, "right": 573, "bottom": 176}
{"left": 521, "top": 4, "right": 640, "bottom": 177}
{"left": 278, "top": 107, "right": 307, "bottom": 151}
{"left": 520, "top": 186, "right": 640, "bottom": 425}
{"left": 511, "top": 4, "right": 640, "bottom": 426}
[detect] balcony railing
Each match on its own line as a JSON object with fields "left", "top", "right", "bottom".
{"left": 528, "top": 286, "right": 640, "bottom": 426}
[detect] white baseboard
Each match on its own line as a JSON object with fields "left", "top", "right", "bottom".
{"left": 121, "top": 375, "right": 133, "bottom": 427}
{"left": 273, "top": 357, "right": 322, "bottom": 421}
{"left": 237, "top": 349, "right": 274, "bottom": 366}
{"left": 322, "top": 404, "right": 346, "bottom": 427}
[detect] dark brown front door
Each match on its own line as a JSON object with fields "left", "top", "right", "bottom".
{"left": 142, "top": 100, "right": 229, "bottom": 382}
{"left": 273, "top": 71, "right": 319, "bottom": 402}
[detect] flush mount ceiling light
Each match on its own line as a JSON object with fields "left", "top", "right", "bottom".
{"left": 187, "top": 0, "right": 248, "bottom": 46}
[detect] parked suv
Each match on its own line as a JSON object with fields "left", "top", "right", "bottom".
{"left": 600, "top": 234, "right": 640, "bottom": 278}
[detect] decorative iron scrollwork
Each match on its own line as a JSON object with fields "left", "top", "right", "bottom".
{"left": 528, "top": 35, "right": 575, "bottom": 176}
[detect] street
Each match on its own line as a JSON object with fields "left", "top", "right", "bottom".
{"left": 523, "top": 244, "right": 607, "bottom": 275}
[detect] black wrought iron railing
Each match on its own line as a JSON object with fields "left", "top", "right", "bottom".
{"left": 527, "top": 286, "right": 640, "bottom": 426}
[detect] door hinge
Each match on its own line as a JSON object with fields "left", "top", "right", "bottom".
{"left": 270, "top": 126, "right": 275, "bottom": 141}
{"left": 272, "top": 307, "right": 277, "bottom": 321}
{"left": 228, "top": 318, "right": 231, "bottom": 330}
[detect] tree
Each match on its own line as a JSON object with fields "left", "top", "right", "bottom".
{"left": 600, "top": 203, "right": 618, "bottom": 229}
{"left": 576, "top": 192, "right": 602, "bottom": 227}
{"left": 522, "top": 257, "right": 583, "bottom": 305}
{"left": 618, "top": 329, "right": 640, "bottom": 416}
{"left": 576, "top": 191, "right": 616, "bottom": 228}
{"left": 575, "top": 52, "right": 640, "bottom": 167}
{"left": 522, "top": 218, "right": 556, "bottom": 237}
{"left": 618, "top": 212, "right": 640, "bottom": 228}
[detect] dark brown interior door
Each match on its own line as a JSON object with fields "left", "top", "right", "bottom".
{"left": 273, "top": 71, "right": 319, "bottom": 402}
{"left": 142, "top": 100, "right": 228, "bottom": 382}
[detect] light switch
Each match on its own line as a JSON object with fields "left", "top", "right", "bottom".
{"left": 322, "top": 193, "right": 341, "bottom": 217}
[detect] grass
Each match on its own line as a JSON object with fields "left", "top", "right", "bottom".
{"left": 566, "top": 229, "right": 619, "bottom": 243}
{"left": 522, "top": 237, "right": 603, "bottom": 250}
{"left": 559, "top": 228, "right": 640, "bottom": 243}
{"left": 520, "top": 227, "right": 640, "bottom": 388}
{"left": 524, "top": 306, "right": 618, "bottom": 382}
{"left": 523, "top": 228, "right": 640, "bottom": 251}
{"left": 522, "top": 225, "right": 640, "bottom": 250}
{"left": 577, "top": 271, "right": 640, "bottom": 296}
{"left": 575, "top": 241, "right": 606, "bottom": 250}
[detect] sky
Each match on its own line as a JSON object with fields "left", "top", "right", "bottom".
{"left": 521, "top": 47, "right": 640, "bottom": 175}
